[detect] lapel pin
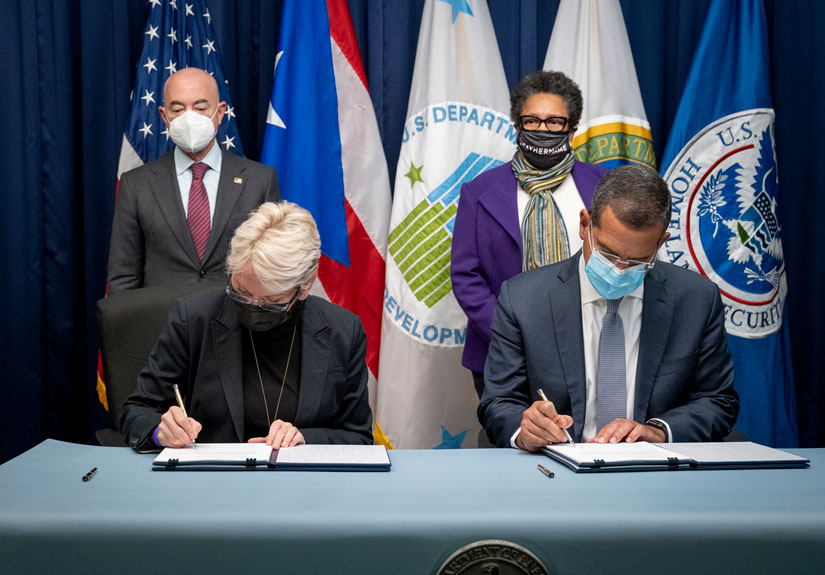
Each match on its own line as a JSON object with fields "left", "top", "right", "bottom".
{"left": 234, "top": 177, "right": 243, "bottom": 184}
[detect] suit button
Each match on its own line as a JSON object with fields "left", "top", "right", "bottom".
{"left": 199, "top": 270, "right": 206, "bottom": 278}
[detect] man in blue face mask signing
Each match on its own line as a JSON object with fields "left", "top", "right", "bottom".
{"left": 479, "top": 165, "right": 739, "bottom": 450}
{"left": 107, "top": 67, "right": 279, "bottom": 294}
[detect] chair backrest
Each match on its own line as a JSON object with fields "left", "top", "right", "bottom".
{"left": 96, "top": 281, "right": 224, "bottom": 435}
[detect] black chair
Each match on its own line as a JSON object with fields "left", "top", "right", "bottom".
{"left": 95, "top": 281, "right": 224, "bottom": 446}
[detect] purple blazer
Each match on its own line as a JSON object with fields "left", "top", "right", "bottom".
{"left": 450, "top": 160, "right": 608, "bottom": 373}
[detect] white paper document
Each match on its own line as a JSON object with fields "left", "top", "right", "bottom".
{"left": 543, "top": 441, "right": 809, "bottom": 473}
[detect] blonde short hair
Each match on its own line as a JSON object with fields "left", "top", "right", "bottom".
{"left": 226, "top": 202, "right": 321, "bottom": 294}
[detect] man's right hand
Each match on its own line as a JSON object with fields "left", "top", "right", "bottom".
{"left": 515, "top": 400, "right": 573, "bottom": 452}
{"left": 157, "top": 406, "right": 202, "bottom": 447}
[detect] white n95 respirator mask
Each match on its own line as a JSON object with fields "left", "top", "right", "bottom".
{"left": 168, "top": 108, "right": 218, "bottom": 154}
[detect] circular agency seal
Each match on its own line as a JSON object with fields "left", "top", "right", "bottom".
{"left": 385, "top": 101, "right": 515, "bottom": 347}
{"left": 435, "top": 540, "right": 551, "bottom": 575}
{"left": 662, "top": 109, "right": 786, "bottom": 338}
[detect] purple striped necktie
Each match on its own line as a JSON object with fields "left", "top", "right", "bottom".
{"left": 187, "top": 162, "right": 211, "bottom": 260}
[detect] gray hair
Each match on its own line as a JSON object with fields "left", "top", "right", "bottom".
{"left": 226, "top": 202, "right": 321, "bottom": 293}
{"left": 510, "top": 70, "right": 583, "bottom": 129}
{"left": 590, "top": 165, "right": 672, "bottom": 231}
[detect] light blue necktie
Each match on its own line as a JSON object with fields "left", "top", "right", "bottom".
{"left": 596, "top": 298, "right": 626, "bottom": 431}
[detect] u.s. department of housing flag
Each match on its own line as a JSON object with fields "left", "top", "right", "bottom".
{"left": 544, "top": 0, "right": 655, "bottom": 170}
{"left": 99, "top": 0, "right": 242, "bottom": 409}
{"left": 660, "top": 0, "right": 797, "bottom": 447}
{"left": 375, "top": 0, "right": 515, "bottom": 449}
{"left": 260, "top": 0, "right": 391, "bottom": 411}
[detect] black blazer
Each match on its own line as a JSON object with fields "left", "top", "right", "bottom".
{"left": 107, "top": 149, "right": 279, "bottom": 294}
{"left": 121, "top": 290, "right": 373, "bottom": 450}
{"left": 479, "top": 252, "right": 739, "bottom": 446}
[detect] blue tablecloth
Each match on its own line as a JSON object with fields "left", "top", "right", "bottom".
{"left": 1, "top": 439, "right": 824, "bottom": 574}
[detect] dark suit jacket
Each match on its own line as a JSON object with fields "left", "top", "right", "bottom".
{"left": 121, "top": 290, "right": 373, "bottom": 450}
{"left": 107, "top": 149, "right": 279, "bottom": 294}
{"left": 479, "top": 252, "right": 739, "bottom": 446}
{"left": 451, "top": 161, "right": 607, "bottom": 373}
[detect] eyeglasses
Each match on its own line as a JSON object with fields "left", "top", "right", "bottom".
{"left": 225, "top": 285, "right": 300, "bottom": 313}
{"left": 588, "top": 226, "right": 657, "bottom": 271}
{"left": 519, "top": 115, "right": 569, "bottom": 133}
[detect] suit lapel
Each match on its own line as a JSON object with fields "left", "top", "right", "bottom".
{"left": 150, "top": 152, "right": 201, "bottom": 267}
{"left": 478, "top": 166, "right": 521, "bottom": 248}
{"left": 212, "top": 299, "right": 245, "bottom": 441}
{"left": 548, "top": 253, "right": 587, "bottom": 440}
{"left": 634, "top": 266, "right": 673, "bottom": 422}
{"left": 294, "top": 299, "right": 330, "bottom": 427}
{"left": 203, "top": 150, "right": 247, "bottom": 262}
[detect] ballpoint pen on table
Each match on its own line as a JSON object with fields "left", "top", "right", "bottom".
{"left": 173, "top": 384, "right": 197, "bottom": 447}
{"left": 537, "top": 388, "right": 574, "bottom": 446}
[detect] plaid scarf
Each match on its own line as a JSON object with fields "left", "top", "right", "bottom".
{"left": 512, "top": 149, "right": 575, "bottom": 271}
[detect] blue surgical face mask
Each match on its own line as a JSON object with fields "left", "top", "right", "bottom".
{"left": 583, "top": 226, "right": 649, "bottom": 300}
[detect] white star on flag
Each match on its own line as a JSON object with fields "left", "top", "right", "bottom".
{"left": 170, "top": 0, "right": 177, "bottom": 9}
{"left": 184, "top": 34, "right": 192, "bottom": 49}
{"left": 165, "top": 60, "right": 177, "bottom": 74}
{"left": 225, "top": 105, "right": 235, "bottom": 120}
{"left": 204, "top": 8, "right": 211, "bottom": 25}
{"left": 144, "top": 24, "right": 159, "bottom": 41}
{"left": 138, "top": 122, "right": 153, "bottom": 138}
{"left": 143, "top": 57, "right": 157, "bottom": 74}
{"left": 185, "top": 3, "right": 194, "bottom": 17}
{"left": 220, "top": 135, "right": 235, "bottom": 150}
{"left": 202, "top": 39, "right": 216, "bottom": 55}
{"left": 167, "top": 27, "right": 177, "bottom": 44}
{"left": 140, "top": 90, "right": 155, "bottom": 106}
{"left": 266, "top": 51, "right": 286, "bottom": 129}
{"left": 149, "top": 0, "right": 162, "bottom": 9}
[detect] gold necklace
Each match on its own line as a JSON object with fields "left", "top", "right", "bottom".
{"left": 248, "top": 325, "right": 297, "bottom": 425}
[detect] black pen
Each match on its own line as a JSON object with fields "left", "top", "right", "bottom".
{"left": 82, "top": 467, "right": 97, "bottom": 482}
{"left": 537, "top": 464, "right": 554, "bottom": 478}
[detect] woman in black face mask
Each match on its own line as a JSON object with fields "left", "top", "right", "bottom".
{"left": 451, "top": 70, "right": 609, "bottom": 399}
{"left": 120, "top": 201, "right": 373, "bottom": 452}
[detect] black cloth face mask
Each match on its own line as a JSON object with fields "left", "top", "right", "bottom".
{"left": 232, "top": 298, "right": 306, "bottom": 332}
{"left": 517, "top": 129, "right": 572, "bottom": 170}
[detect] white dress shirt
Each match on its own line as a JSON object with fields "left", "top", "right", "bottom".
{"left": 174, "top": 144, "right": 222, "bottom": 223}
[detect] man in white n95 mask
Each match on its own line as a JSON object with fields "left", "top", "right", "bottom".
{"left": 108, "top": 67, "right": 280, "bottom": 294}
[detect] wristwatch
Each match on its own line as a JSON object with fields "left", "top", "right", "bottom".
{"left": 645, "top": 418, "right": 669, "bottom": 441}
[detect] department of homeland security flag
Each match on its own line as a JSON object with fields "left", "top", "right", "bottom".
{"left": 260, "top": 0, "right": 391, "bottom": 409}
{"left": 376, "top": 0, "right": 515, "bottom": 449}
{"left": 544, "top": 0, "right": 655, "bottom": 170}
{"left": 98, "top": 0, "right": 243, "bottom": 409}
{"left": 660, "top": 0, "right": 797, "bottom": 446}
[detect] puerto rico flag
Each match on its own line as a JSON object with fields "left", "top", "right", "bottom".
{"left": 99, "top": 0, "right": 243, "bottom": 409}
{"left": 260, "top": 0, "right": 392, "bottom": 409}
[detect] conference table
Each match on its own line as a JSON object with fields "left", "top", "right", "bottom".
{"left": 1, "top": 440, "right": 823, "bottom": 574}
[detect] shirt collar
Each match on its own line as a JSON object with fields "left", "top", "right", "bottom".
{"left": 174, "top": 143, "right": 223, "bottom": 176}
{"left": 578, "top": 252, "right": 645, "bottom": 305}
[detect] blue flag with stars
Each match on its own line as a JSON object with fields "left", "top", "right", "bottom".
{"left": 119, "top": 0, "right": 242, "bottom": 176}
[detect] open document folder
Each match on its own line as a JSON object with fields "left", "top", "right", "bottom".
{"left": 152, "top": 443, "right": 391, "bottom": 471}
{"left": 543, "top": 441, "right": 810, "bottom": 473}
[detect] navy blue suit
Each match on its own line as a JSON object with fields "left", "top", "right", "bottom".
{"left": 479, "top": 252, "right": 739, "bottom": 446}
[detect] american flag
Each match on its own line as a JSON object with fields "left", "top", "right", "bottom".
{"left": 98, "top": 0, "right": 241, "bottom": 411}
{"left": 117, "top": 0, "right": 243, "bottom": 178}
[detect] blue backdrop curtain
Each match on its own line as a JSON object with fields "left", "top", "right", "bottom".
{"left": 1, "top": 0, "right": 822, "bottom": 463}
